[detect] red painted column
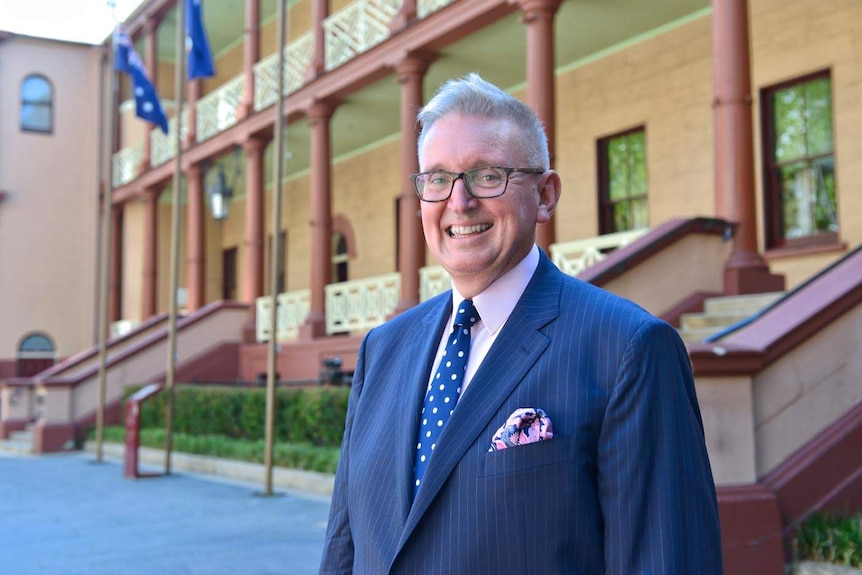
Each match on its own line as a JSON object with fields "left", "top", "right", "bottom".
{"left": 241, "top": 0, "right": 260, "bottom": 118}
{"left": 305, "top": 0, "right": 328, "bottom": 80}
{"left": 186, "top": 79, "right": 202, "bottom": 147}
{"left": 243, "top": 137, "right": 268, "bottom": 303}
{"left": 141, "top": 187, "right": 160, "bottom": 318}
{"left": 109, "top": 206, "right": 124, "bottom": 323}
{"left": 518, "top": 0, "right": 562, "bottom": 253}
{"left": 186, "top": 164, "right": 206, "bottom": 311}
{"left": 712, "top": 0, "right": 784, "bottom": 295}
{"left": 394, "top": 55, "right": 432, "bottom": 314}
{"left": 301, "top": 100, "right": 335, "bottom": 339}
{"left": 390, "top": 0, "right": 417, "bottom": 31}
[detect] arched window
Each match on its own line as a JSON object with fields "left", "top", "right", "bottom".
{"left": 20, "top": 74, "right": 53, "bottom": 133}
{"left": 16, "top": 331, "right": 56, "bottom": 377}
{"left": 332, "top": 232, "right": 349, "bottom": 283}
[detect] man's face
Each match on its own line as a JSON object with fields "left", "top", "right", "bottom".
{"left": 419, "top": 114, "right": 560, "bottom": 298}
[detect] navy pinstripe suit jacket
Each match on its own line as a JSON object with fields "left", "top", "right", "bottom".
{"left": 320, "top": 253, "right": 723, "bottom": 575}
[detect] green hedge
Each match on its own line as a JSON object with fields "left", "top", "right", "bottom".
{"left": 100, "top": 426, "right": 340, "bottom": 474}
{"left": 132, "top": 385, "right": 350, "bottom": 448}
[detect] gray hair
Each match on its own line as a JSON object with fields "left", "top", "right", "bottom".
{"left": 416, "top": 73, "right": 549, "bottom": 168}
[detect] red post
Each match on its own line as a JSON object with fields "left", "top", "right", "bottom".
{"left": 123, "top": 383, "right": 163, "bottom": 479}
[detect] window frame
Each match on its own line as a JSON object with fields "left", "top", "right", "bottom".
{"left": 20, "top": 73, "right": 54, "bottom": 134}
{"left": 597, "top": 125, "right": 649, "bottom": 235}
{"left": 760, "top": 69, "right": 839, "bottom": 251}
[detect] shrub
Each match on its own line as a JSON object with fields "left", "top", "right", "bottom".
{"left": 793, "top": 512, "right": 862, "bottom": 568}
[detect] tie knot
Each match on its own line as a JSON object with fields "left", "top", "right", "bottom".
{"left": 454, "top": 299, "right": 480, "bottom": 329}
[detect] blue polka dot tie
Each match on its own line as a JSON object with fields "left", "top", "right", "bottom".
{"left": 413, "top": 299, "right": 480, "bottom": 498}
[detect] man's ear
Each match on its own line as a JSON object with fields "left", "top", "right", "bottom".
{"left": 536, "top": 170, "right": 561, "bottom": 224}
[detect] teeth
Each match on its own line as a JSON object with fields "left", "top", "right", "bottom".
{"left": 448, "top": 224, "right": 491, "bottom": 237}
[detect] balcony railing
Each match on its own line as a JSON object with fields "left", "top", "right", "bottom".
{"left": 255, "top": 289, "right": 311, "bottom": 343}
{"left": 420, "top": 265, "right": 452, "bottom": 302}
{"left": 325, "top": 273, "right": 400, "bottom": 334}
{"left": 324, "top": 0, "right": 401, "bottom": 71}
{"left": 418, "top": 0, "right": 457, "bottom": 18}
{"left": 550, "top": 228, "right": 649, "bottom": 277}
{"left": 196, "top": 74, "right": 245, "bottom": 143}
{"left": 112, "top": 142, "right": 144, "bottom": 187}
{"left": 253, "top": 32, "right": 313, "bottom": 112}
{"left": 150, "top": 108, "right": 189, "bottom": 168}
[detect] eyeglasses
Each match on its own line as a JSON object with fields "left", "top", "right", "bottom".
{"left": 410, "top": 166, "right": 546, "bottom": 203}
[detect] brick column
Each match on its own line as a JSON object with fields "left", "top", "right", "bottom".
{"left": 186, "top": 164, "right": 206, "bottom": 311}
{"left": 518, "top": 0, "right": 562, "bottom": 253}
{"left": 242, "top": 137, "right": 268, "bottom": 303}
{"left": 712, "top": 0, "right": 784, "bottom": 295}
{"left": 141, "top": 187, "right": 160, "bottom": 318}
{"left": 394, "top": 54, "right": 432, "bottom": 314}
{"left": 390, "top": 0, "right": 417, "bottom": 32}
{"left": 300, "top": 100, "right": 335, "bottom": 339}
{"left": 241, "top": 0, "right": 260, "bottom": 118}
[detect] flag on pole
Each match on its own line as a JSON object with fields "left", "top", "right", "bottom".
{"left": 113, "top": 25, "right": 169, "bottom": 134}
{"left": 186, "top": 0, "right": 216, "bottom": 79}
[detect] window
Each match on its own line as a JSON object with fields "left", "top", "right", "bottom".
{"left": 222, "top": 247, "right": 238, "bottom": 300}
{"left": 16, "top": 332, "right": 56, "bottom": 377}
{"left": 332, "top": 233, "right": 348, "bottom": 283}
{"left": 597, "top": 127, "right": 648, "bottom": 234}
{"left": 762, "top": 71, "right": 838, "bottom": 249}
{"left": 20, "top": 74, "right": 53, "bottom": 133}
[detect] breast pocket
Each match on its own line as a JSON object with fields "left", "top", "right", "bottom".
{"left": 478, "top": 435, "right": 576, "bottom": 478}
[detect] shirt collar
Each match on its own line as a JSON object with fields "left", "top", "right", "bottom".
{"left": 451, "top": 245, "right": 540, "bottom": 335}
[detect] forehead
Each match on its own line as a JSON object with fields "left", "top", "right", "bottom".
{"left": 420, "top": 114, "right": 526, "bottom": 170}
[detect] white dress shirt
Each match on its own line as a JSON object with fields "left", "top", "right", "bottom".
{"left": 425, "top": 245, "right": 540, "bottom": 397}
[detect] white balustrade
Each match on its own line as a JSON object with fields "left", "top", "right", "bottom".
{"left": 325, "top": 273, "right": 400, "bottom": 334}
{"left": 324, "top": 0, "right": 401, "bottom": 71}
{"left": 150, "top": 109, "right": 190, "bottom": 167}
{"left": 112, "top": 143, "right": 144, "bottom": 187}
{"left": 418, "top": 0, "right": 456, "bottom": 18}
{"left": 550, "top": 228, "right": 649, "bottom": 277}
{"left": 254, "top": 32, "right": 313, "bottom": 112}
{"left": 256, "top": 289, "right": 311, "bottom": 343}
{"left": 420, "top": 265, "right": 451, "bottom": 302}
{"left": 196, "top": 74, "right": 245, "bottom": 143}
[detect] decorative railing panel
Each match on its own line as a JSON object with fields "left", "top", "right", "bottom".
{"left": 324, "top": 0, "right": 400, "bottom": 71}
{"left": 255, "top": 289, "right": 311, "bottom": 343}
{"left": 150, "top": 109, "right": 189, "bottom": 168}
{"left": 112, "top": 142, "right": 144, "bottom": 187}
{"left": 550, "top": 228, "right": 649, "bottom": 277}
{"left": 325, "top": 273, "right": 400, "bottom": 334}
{"left": 254, "top": 32, "right": 313, "bottom": 111}
{"left": 418, "top": 0, "right": 456, "bottom": 18}
{"left": 196, "top": 74, "right": 245, "bottom": 143}
{"left": 420, "top": 265, "right": 451, "bottom": 302}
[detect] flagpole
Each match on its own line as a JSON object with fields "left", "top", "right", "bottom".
{"left": 95, "top": 35, "right": 119, "bottom": 465}
{"left": 164, "top": 0, "right": 187, "bottom": 475}
{"left": 263, "top": 0, "right": 287, "bottom": 495}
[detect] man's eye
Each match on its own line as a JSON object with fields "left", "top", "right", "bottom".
{"left": 472, "top": 169, "right": 504, "bottom": 185}
{"left": 428, "top": 174, "right": 451, "bottom": 186}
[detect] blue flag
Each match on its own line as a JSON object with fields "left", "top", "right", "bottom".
{"left": 186, "top": 0, "right": 215, "bottom": 79}
{"left": 113, "top": 26, "right": 169, "bottom": 134}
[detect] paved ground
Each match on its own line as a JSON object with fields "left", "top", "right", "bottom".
{"left": 0, "top": 451, "right": 331, "bottom": 575}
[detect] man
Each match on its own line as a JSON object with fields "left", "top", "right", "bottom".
{"left": 320, "top": 73, "right": 723, "bottom": 574}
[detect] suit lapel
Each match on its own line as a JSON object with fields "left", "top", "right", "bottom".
{"left": 395, "top": 255, "right": 564, "bottom": 553}
{"left": 393, "top": 293, "right": 452, "bottom": 526}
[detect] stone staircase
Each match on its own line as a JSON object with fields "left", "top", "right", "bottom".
{"left": 678, "top": 292, "right": 785, "bottom": 344}
{"left": 0, "top": 428, "right": 34, "bottom": 455}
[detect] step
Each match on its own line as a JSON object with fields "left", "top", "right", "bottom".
{"left": 679, "top": 326, "right": 725, "bottom": 345}
{"left": 679, "top": 311, "right": 752, "bottom": 331}
{"left": 703, "top": 292, "right": 784, "bottom": 315}
{"left": 0, "top": 437, "right": 33, "bottom": 455}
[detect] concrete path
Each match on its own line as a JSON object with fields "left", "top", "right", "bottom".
{"left": 0, "top": 451, "right": 331, "bottom": 575}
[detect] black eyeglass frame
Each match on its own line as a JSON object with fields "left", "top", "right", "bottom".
{"left": 409, "top": 166, "right": 546, "bottom": 203}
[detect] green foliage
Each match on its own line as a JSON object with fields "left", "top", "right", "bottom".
{"left": 793, "top": 512, "right": 862, "bottom": 568}
{"left": 133, "top": 385, "right": 349, "bottom": 448}
{"left": 95, "top": 426, "right": 341, "bottom": 474}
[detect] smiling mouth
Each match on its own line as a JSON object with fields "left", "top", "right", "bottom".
{"left": 447, "top": 223, "right": 492, "bottom": 238}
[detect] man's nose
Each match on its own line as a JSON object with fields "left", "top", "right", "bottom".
{"left": 447, "top": 177, "right": 475, "bottom": 211}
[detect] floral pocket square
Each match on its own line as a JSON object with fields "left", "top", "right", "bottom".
{"left": 489, "top": 408, "right": 554, "bottom": 452}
